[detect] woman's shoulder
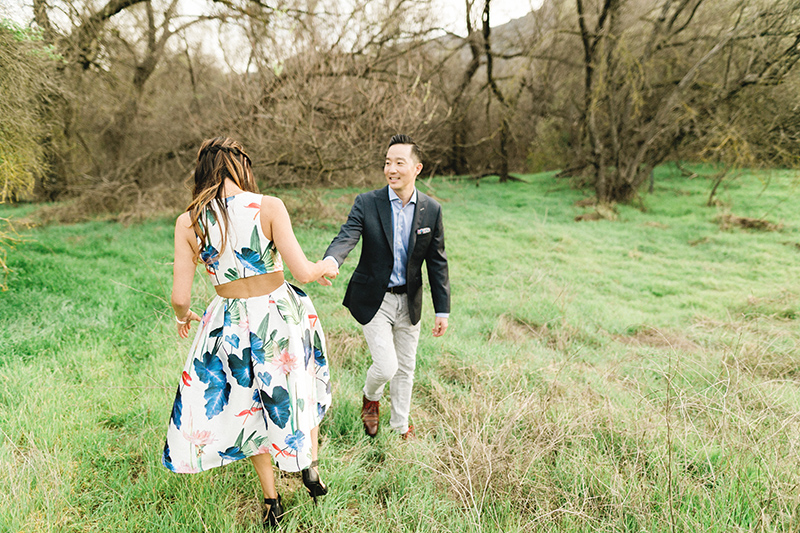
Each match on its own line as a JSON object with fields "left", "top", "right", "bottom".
{"left": 258, "top": 194, "right": 287, "bottom": 211}
{"left": 175, "top": 210, "right": 192, "bottom": 227}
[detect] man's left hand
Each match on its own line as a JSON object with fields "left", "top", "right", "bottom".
{"left": 432, "top": 316, "right": 448, "bottom": 337}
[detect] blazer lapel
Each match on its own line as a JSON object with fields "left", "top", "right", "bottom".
{"left": 377, "top": 186, "right": 393, "bottom": 248}
{"left": 408, "top": 192, "right": 426, "bottom": 256}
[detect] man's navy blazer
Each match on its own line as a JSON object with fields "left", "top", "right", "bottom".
{"left": 324, "top": 185, "right": 450, "bottom": 325}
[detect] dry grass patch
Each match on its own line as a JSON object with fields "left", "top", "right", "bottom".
{"left": 715, "top": 213, "right": 782, "bottom": 232}
{"left": 435, "top": 353, "right": 481, "bottom": 391}
{"left": 489, "top": 313, "right": 580, "bottom": 353}
{"left": 419, "top": 371, "right": 678, "bottom": 530}
{"left": 324, "top": 327, "right": 366, "bottom": 372}
{"left": 574, "top": 203, "right": 618, "bottom": 222}
{"left": 643, "top": 221, "right": 669, "bottom": 229}
{"left": 614, "top": 326, "right": 701, "bottom": 353}
{"left": 694, "top": 316, "right": 800, "bottom": 381}
{"left": 0, "top": 435, "right": 75, "bottom": 529}
{"left": 31, "top": 182, "right": 189, "bottom": 225}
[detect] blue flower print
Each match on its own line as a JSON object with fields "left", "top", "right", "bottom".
{"left": 225, "top": 334, "right": 240, "bottom": 348}
{"left": 285, "top": 430, "right": 305, "bottom": 452}
{"left": 162, "top": 442, "right": 174, "bottom": 471}
{"left": 235, "top": 248, "right": 267, "bottom": 275}
{"left": 260, "top": 386, "right": 291, "bottom": 429}
{"left": 171, "top": 386, "right": 183, "bottom": 429}
{"left": 219, "top": 446, "right": 246, "bottom": 463}
{"left": 200, "top": 244, "right": 220, "bottom": 271}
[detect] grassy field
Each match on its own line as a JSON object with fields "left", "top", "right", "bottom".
{"left": 1, "top": 165, "right": 800, "bottom": 532}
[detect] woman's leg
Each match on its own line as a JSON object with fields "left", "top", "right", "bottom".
{"left": 302, "top": 425, "right": 327, "bottom": 499}
{"left": 310, "top": 425, "right": 319, "bottom": 462}
{"left": 250, "top": 453, "right": 278, "bottom": 499}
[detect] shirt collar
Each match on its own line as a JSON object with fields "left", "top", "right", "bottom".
{"left": 388, "top": 187, "right": 417, "bottom": 206}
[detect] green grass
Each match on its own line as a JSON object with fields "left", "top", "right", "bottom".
{"left": 2, "top": 165, "right": 800, "bottom": 531}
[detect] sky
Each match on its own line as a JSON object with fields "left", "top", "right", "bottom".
{"left": 440, "top": 0, "right": 543, "bottom": 33}
{"left": 1, "top": 0, "right": 541, "bottom": 32}
{"left": 0, "top": 0, "right": 541, "bottom": 71}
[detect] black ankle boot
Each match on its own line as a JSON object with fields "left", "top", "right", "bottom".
{"left": 301, "top": 460, "right": 328, "bottom": 504}
{"left": 263, "top": 494, "right": 284, "bottom": 529}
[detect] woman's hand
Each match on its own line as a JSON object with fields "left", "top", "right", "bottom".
{"left": 315, "top": 258, "right": 339, "bottom": 286}
{"left": 176, "top": 310, "right": 201, "bottom": 339}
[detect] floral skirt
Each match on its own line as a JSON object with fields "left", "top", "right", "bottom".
{"left": 162, "top": 282, "right": 331, "bottom": 473}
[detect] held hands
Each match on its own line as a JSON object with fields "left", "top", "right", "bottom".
{"left": 432, "top": 316, "right": 448, "bottom": 337}
{"left": 315, "top": 258, "right": 339, "bottom": 286}
{"left": 176, "top": 310, "right": 201, "bottom": 339}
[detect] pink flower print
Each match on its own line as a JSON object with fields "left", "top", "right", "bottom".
{"left": 256, "top": 444, "right": 271, "bottom": 455}
{"left": 181, "top": 371, "right": 192, "bottom": 387}
{"left": 273, "top": 349, "right": 298, "bottom": 374}
{"left": 183, "top": 429, "right": 216, "bottom": 447}
{"left": 308, "top": 314, "right": 318, "bottom": 327}
{"left": 238, "top": 315, "right": 249, "bottom": 330}
{"left": 175, "top": 462, "right": 200, "bottom": 474}
{"left": 201, "top": 311, "right": 212, "bottom": 329}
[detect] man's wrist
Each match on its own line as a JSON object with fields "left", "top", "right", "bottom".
{"left": 323, "top": 256, "right": 339, "bottom": 267}
{"left": 435, "top": 313, "right": 449, "bottom": 318}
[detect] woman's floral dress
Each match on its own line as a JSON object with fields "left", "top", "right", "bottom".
{"left": 162, "top": 192, "right": 331, "bottom": 473}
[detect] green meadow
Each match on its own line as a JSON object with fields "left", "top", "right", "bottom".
{"left": 2, "top": 166, "right": 800, "bottom": 532}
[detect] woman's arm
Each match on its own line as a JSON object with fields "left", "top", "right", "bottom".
{"left": 171, "top": 212, "right": 201, "bottom": 338}
{"left": 261, "top": 196, "right": 338, "bottom": 284}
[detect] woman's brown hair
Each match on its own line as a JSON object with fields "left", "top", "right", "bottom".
{"left": 187, "top": 137, "right": 259, "bottom": 261}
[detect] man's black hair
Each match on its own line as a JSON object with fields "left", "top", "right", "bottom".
{"left": 388, "top": 134, "right": 423, "bottom": 164}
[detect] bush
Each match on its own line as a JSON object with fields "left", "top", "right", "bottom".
{"left": 0, "top": 20, "right": 63, "bottom": 203}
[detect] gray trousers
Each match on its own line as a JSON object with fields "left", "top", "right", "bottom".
{"left": 361, "top": 292, "right": 421, "bottom": 434}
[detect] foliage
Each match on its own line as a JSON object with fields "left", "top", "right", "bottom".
{"left": 2, "top": 168, "right": 800, "bottom": 530}
{"left": 0, "top": 20, "right": 62, "bottom": 202}
{"left": 7, "top": 0, "right": 800, "bottom": 216}
{"left": 568, "top": 0, "right": 800, "bottom": 203}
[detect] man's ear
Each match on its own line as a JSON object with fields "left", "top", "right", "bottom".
{"left": 415, "top": 162, "right": 423, "bottom": 176}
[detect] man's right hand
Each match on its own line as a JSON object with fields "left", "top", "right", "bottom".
{"left": 316, "top": 258, "right": 339, "bottom": 285}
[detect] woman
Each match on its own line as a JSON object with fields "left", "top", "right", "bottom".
{"left": 162, "top": 137, "right": 338, "bottom": 528}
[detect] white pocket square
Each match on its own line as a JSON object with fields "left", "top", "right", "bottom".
{"left": 416, "top": 227, "right": 431, "bottom": 235}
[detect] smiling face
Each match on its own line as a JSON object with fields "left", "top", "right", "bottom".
{"left": 384, "top": 143, "right": 423, "bottom": 201}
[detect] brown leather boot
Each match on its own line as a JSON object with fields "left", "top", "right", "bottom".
{"left": 361, "top": 396, "right": 380, "bottom": 437}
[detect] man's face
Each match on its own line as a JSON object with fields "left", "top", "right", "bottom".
{"left": 384, "top": 143, "right": 422, "bottom": 197}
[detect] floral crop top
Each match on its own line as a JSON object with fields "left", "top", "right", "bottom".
{"left": 197, "top": 191, "right": 283, "bottom": 286}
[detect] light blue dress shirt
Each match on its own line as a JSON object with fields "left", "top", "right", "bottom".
{"left": 388, "top": 187, "right": 416, "bottom": 288}
{"left": 389, "top": 188, "right": 448, "bottom": 319}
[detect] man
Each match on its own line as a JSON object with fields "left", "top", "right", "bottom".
{"left": 324, "top": 134, "right": 450, "bottom": 439}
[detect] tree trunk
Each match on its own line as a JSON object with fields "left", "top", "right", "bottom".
{"left": 482, "top": 0, "right": 511, "bottom": 182}
{"left": 448, "top": 22, "right": 482, "bottom": 174}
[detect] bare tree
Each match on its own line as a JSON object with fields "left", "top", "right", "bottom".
{"left": 99, "top": 0, "right": 203, "bottom": 165}
{"left": 211, "top": 0, "right": 450, "bottom": 185}
{"left": 436, "top": 0, "right": 483, "bottom": 175}
{"left": 481, "top": 0, "right": 517, "bottom": 182}
{"left": 572, "top": 0, "right": 800, "bottom": 203}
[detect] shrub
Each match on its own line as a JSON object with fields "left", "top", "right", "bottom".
{"left": 0, "top": 20, "right": 62, "bottom": 203}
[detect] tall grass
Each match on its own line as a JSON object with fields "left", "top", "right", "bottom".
{"left": 1, "top": 165, "right": 800, "bottom": 531}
